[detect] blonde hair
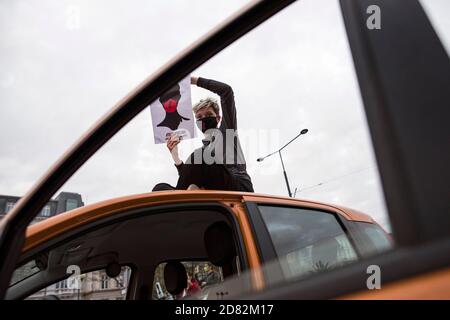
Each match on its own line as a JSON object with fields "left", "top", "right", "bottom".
{"left": 192, "top": 97, "right": 220, "bottom": 115}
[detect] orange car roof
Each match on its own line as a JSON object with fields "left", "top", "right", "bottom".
{"left": 24, "top": 191, "right": 375, "bottom": 252}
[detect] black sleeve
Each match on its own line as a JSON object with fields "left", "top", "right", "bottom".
{"left": 174, "top": 152, "right": 195, "bottom": 176}
{"left": 196, "top": 77, "right": 237, "bottom": 130}
{"left": 175, "top": 162, "right": 184, "bottom": 176}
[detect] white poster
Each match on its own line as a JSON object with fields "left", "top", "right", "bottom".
{"left": 149, "top": 76, "right": 195, "bottom": 144}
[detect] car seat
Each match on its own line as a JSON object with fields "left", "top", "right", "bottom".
{"left": 163, "top": 261, "right": 187, "bottom": 296}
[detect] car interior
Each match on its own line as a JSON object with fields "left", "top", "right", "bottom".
{"left": 6, "top": 207, "right": 244, "bottom": 300}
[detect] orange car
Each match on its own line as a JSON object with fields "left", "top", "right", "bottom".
{"left": 6, "top": 191, "right": 391, "bottom": 300}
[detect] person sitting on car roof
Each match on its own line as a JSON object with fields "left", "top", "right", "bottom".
{"left": 153, "top": 76, "right": 254, "bottom": 192}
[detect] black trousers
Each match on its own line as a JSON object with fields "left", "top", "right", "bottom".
{"left": 176, "top": 164, "right": 229, "bottom": 190}
{"left": 152, "top": 164, "right": 254, "bottom": 192}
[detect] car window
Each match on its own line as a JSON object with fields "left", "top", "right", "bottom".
{"left": 1, "top": 0, "right": 391, "bottom": 238}
{"left": 3, "top": 0, "right": 400, "bottom": 299}
{"left": 25, "top": 266, "right": 132, "bottom": 300}
{"left": 354, "top": 222, "right": 392, "bottom": 256}
{"left": 258, "top": 205, "right": 358, "bottom": 279}
{"left": 152, "top": 261, "right": 223, "bottom": 300}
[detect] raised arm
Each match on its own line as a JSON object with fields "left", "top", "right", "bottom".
{"left": 194, "top": 77, "right": 237, "bottom": 130}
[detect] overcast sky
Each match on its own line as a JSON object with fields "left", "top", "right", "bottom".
{"left": 1, "top": 0, "right": 449, "bottom": 231}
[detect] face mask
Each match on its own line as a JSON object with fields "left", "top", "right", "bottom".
{"left": 196, "top": 116, "right": 218, "bottom": 133}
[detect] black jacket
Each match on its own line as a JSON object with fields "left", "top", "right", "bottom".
{"left": 175, "top": 77, "right": 254, "bottom": 192}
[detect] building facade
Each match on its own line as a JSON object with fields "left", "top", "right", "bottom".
{"left": 27, "top": 268, "right": 131, "bottom": 300}
{"left": 0, "top": 191, "right": 84, "bottom": 224}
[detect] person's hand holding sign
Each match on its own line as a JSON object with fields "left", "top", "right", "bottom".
{"left": 167, "top": 134, "right": 182, "bottom": 165}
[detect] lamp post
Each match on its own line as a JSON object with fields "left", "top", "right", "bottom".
{"left": 257, "top": 129, "right": 308, "bottom": 197}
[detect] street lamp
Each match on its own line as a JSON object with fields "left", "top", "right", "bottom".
{"left": 257, "top": 129, "right": 308, "bottom": 197}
